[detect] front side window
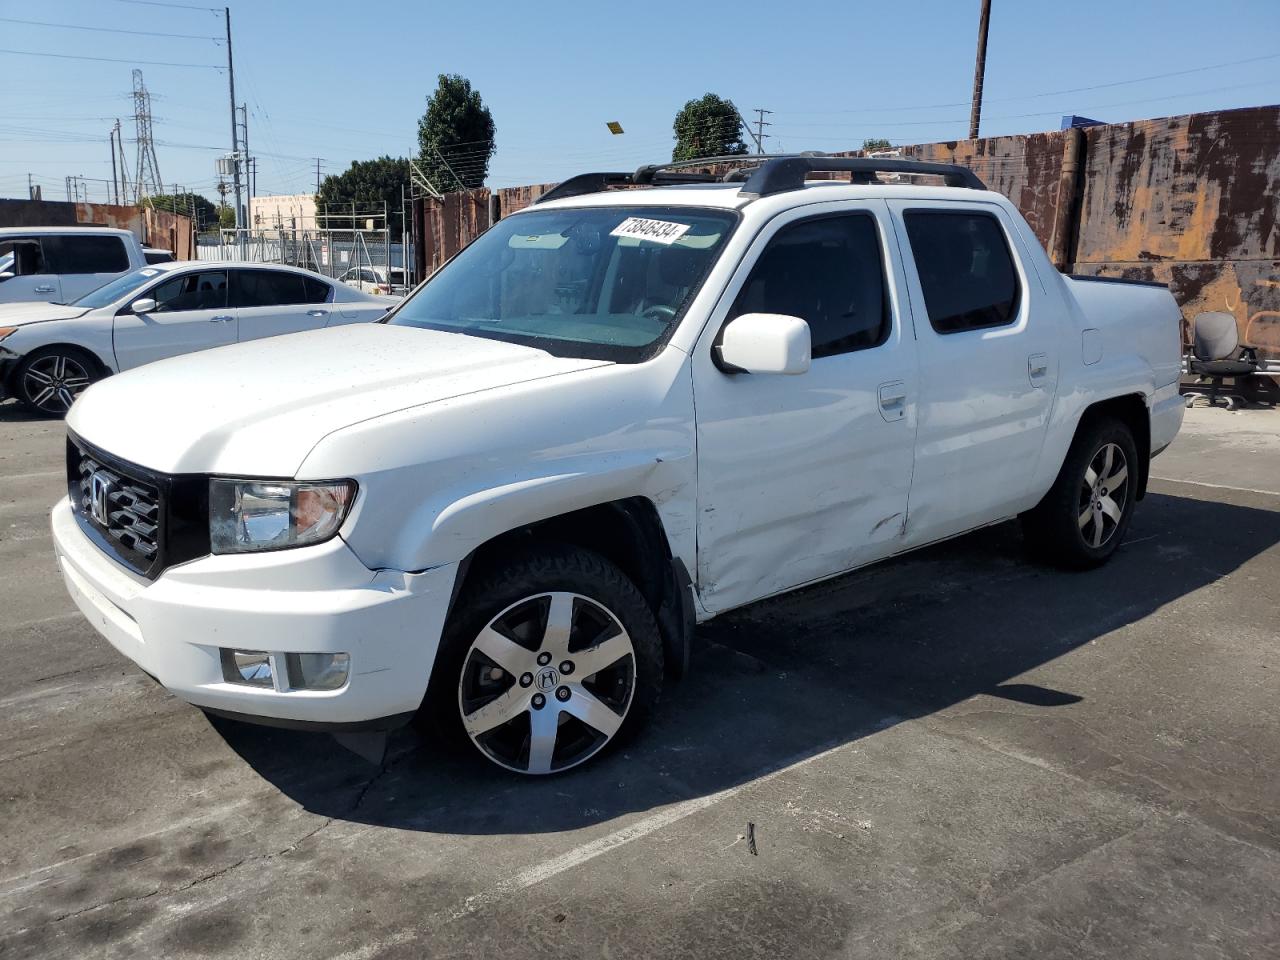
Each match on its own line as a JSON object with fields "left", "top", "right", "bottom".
{"left": 233, "top": 270, "right": 306, "bottom": 307}
{"left": 149, "top": 270, "right": 228, "bottom": 312}
{"left": 389, "top": 206, "right": 737, "bottom": 361}
{"left": 0, "top": 238, "right": 49, "bottom": 275}
{"left": 729, "top": 214, "right": 889, "bottom": 358}
{"left": 903, "top": 211, "right": 1020, "bottom": 334}
{"left": 44, "top": 235, "right": 130, "bottom": 274}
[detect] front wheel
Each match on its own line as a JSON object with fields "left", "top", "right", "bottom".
{"left": 1022, "top": 417, "right": 1139, "bottom": 569}
{"left": 14, "top": 347, "right": 102, "bottom": 417}
{"left": 425, "top": 545, "right": 663, "bottom": 775}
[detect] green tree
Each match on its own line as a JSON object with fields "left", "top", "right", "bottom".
{"left": 149, "top": 192, "right": 218, "bottom": 231}
{"left": 861, "top": 138, "right": 893, "bottom": 152}
{"left": 217, "top": 205, "right": 236, "bottom": 230}
{"left": 417, "top": 74, "right": 495, "bottom": 191}
{"left": 316, "top": 156, "right": 410, "bottom": 233}
{"left": 672, "top": 93, "right": 748, "bottom": 162}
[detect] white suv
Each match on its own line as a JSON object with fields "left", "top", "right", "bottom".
{"left": 51, "top": 156, "right": 1184, "bottom": 775}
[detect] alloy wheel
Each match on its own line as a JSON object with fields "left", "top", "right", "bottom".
{"left": 1078, "top": 442, "right": 1129, "bottom": 549}
{"left": 458, "top": 591, "right": 636, "bottom": 774}
{"left": 23, "top": 353, "right": 92, "bottom": 413}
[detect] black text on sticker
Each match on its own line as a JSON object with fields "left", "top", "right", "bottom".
{"left": 609, "top": 217, "right": 693, "bottom": 245}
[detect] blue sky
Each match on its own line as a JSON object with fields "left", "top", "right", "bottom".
{"left": 3, "top": 0, "right": 1279, "bottom": 205}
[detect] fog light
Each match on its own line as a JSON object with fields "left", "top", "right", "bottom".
{"left": 285, "top": 652, "right": 350, "bottom": 691}
{"left": 221, "top": 649, "right": 274, "bottom": 687}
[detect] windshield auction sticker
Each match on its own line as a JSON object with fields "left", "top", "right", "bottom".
{"left": 609, "top": 217, "right": 693, "bottom": 245}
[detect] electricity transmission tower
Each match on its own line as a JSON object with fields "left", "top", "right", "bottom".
{"left": 131, "top": 69, "right": 164, "bottom": 200}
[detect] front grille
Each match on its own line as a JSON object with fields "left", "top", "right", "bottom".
{"left": 66, "top": 433, "right": 211, "bottom": 579}
{"left": 74, "top": 453, "right": 161, "bottom": 566}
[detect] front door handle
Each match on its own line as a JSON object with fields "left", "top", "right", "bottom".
{"left": 34, "top": 285, "right": 55, "bottom": 294}
{"left": 1028, "top": 353, "right": 1049, "bottom": 388}
{"left": 878, "top": 380, "right": 907, "bottom": 422}
{"left": 209, "top": 315, "right": 233, "bottom": 323}
{"left": 307, "top": 309, "right": 328, "bottom": 317}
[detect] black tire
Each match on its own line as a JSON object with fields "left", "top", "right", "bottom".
{"left": 14, "top": 346, "right": 103, "bottom": 418}
{"left": 421, "top": 543, "right": 664, "bottom": 775}
{"left": 1022, "top": 416, "right": 1139, "bottom": 569}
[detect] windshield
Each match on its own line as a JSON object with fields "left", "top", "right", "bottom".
{"left": 388, "top": 206, "right": 737, "bottom": 361}
{"left": 72, "top": 267, "right": 167, "bottom": 308}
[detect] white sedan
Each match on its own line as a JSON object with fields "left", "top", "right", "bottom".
{"left": 0, "top": 261, "right": 395, "bottom": 416}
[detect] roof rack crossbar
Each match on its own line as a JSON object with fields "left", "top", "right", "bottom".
{"left": 739, "top": 157, "right": 986, "bottom": 195}
{"left": 533, "top": 155, "right": 986, "bottom": 206}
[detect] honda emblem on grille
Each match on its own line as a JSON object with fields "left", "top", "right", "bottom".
{"left": 89, "top": 471, "right": 112, "bottom": 525}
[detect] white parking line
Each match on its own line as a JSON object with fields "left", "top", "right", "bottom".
{"left": 442, "top": 721, "right": 900, "bottom": 924}
{"left": 1149, "top": 476, "right": 1280, "bottom": 497}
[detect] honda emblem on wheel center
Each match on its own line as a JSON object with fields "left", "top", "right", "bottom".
{"left": 89, "top": 471, "right": 112, "bottom": 525}
{"left": 535, "top": 667, "right": 559, "bottom": 691}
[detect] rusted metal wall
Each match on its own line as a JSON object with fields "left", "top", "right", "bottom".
{"left": 0, "top": 199, "right": 195, "bottom": 259}
{"left": 896, "top": 132, "right": 1070, "bottom": 252}
{"left": 413, "top": 105, "right": 1280, "bottom": 357}
{"left": 1067, "top": 106, "right": 1280, "bottom": 358}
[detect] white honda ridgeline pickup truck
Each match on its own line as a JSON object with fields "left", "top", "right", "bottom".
{"left": 51, "top": 156, "right": 1184, "bottom": 775}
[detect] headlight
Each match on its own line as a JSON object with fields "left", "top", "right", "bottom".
{"left": 209, "top": 479, "right": 356, "bottom": 554}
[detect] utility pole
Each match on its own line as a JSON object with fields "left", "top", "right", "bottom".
{"left": 224, "top": 7, "right": 244, "bottom": 240}
{"left": 108, "top": 123, "right": 119, "bottom": 204}
{"left": 237, "top": 102, "right": 252, "bottom": 227}
{"left": 314, "top": 157, "right": 324, "bottom": 195}
{"left": 27, "top": 173, "right": 34, "bottom": 200}
{"left": 969, "top": 0, "right": 992, "bottom": 140}
{"left": 752, "top": 108, "right": 773, "bottom": 155}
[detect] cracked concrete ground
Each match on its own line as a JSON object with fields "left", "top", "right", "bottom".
{"left": 1, "top": 402, "right": 1278, "bottom": 959}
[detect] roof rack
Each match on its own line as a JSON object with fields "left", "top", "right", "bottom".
{"left": 533, "top": 154, "right": 986, "bottom": 205}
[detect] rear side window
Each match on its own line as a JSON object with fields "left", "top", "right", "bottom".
{"left": 302, "top": 277, "right": 331, "bottom": 303}
{"left": 903, "top": 211, "right": 1019, "bottom": 333}
{"left": 729, "top": 214, "right": 889, "bottom": 358}
{"left": 233, "top": 270, "right": 307, "bottom": 307}
{"left": 44, "top": 235, "right": 130, "bottom": 274}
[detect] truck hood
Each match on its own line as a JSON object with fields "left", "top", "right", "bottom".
{"left": 0, "top": 301, "right": 91, "bottom": 326}
{"left": 67, "top": 324, "right": 612, "bottom": 475}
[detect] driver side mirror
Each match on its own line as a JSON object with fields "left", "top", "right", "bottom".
{"left": 130, "top": 297, "right": 157, "bottom": 314}
{"left": 715, "top": 313, "right": 811, "bottom": 375}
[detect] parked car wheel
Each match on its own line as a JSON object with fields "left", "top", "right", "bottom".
{"left": 425, "top": 545, "right": 663, "bottom": 775}
{"left": 1022, "top": 417, "right": 1138, "bottom": 569}
{"left": 14, "top": 346, "right": 102, "bottom": 417}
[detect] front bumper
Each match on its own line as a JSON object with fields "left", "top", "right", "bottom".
{"left": 51, "top": 497, "right": 458, "bottom": 726}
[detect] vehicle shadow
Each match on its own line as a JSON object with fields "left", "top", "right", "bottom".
{"left": 210, "top": 489, "right": 1280, "bottom": 836}
{"left": 0, "top": 399, "right": 53, "bottom": 422}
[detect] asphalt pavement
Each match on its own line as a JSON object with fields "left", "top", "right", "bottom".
{"left": 1, "top": 402, "right": 1277, "bottom": 959}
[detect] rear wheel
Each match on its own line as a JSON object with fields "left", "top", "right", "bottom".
{"left": 15, "top": 346, "right": 101, "bottom": 417}
{"left": 425, "top": 545, "right": 663, "bottom": 775}
{"left": 1022, "top": 417, "right": 1139, "bottom": 569}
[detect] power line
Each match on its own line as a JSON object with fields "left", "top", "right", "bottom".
{"left": 106, "top": 0, "right": 221, "bottom": 11}
{"left": 0, "top": 48, "right": 223, "bottom": 69}
{"left": 779, "top": 51, "right": 1280, "bottom": 115}
{"left": 0, "top": 16, "right": 221, "bottom": 41}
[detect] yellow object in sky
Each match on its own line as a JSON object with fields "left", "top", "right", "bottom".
{"left": 606, "top": 121, "right": 624, "bottom": 135}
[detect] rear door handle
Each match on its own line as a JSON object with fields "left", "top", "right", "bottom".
{"left": 1028, "top": 353, "right": 1049, "bottom": 387}
{"left": 34, "top": 285, "right": 55, "bottom": 294}
{"left": 878, "top": 380, "right": 907, "bottom": 422}
{"left": 209, "top": 315, "right": 233, "bottom": 323}
{"left": 307, "top": 309, "right": 328, "bottom": 317}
